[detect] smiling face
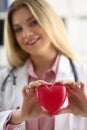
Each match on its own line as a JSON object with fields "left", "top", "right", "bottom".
{"left": 12, "top": 6, "right": 57, "bottom": 58}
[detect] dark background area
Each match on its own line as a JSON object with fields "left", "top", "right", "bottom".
{"left": 0, "top": 20, "right": 4, "bottom": 45}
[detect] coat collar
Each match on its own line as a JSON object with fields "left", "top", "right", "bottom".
{"left": 58, "top": 55, "right": 72, "bottom": 74}
{"left": 14, "top": 55, "right": 74, "bottom": 84}
{"left": 55, "top": 55, "right": 74, "bottom": 82}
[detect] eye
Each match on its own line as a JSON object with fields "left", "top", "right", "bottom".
{"left": 30, "top": 20, "right": 38, "bottom": 27}
{"left": 14, "top": 27, "right": 23, "bottom": 33}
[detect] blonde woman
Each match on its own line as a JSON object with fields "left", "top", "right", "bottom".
{"left": 0, "top": 0, "right": 87, "bottom": 129}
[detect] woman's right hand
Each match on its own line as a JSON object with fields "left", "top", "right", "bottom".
{"left": 9, "top": 80, "right": 52, "bottom": 125}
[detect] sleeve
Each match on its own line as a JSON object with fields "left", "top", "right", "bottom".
{"left": 0, "top": 110, "right": 26, "bottom": 130}
{"left": 0, "top": 69, "right": 13, "bottom": 130}
{"left": 0, "top": 69, "right": 25, "bottom": 130}
{"left": 3, "top": 111, "right": 19, "bottom": 130}
{"left": 0, "top": 110, "right": 12, "bottom": 130}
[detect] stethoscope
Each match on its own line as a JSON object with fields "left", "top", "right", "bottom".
{"left": 1, "top": 58, "right": 78, "bottom": 92}
{"left": 1, "top": 67, "right": 16, "bottom": 91}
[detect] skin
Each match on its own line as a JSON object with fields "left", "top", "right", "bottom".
{"left": 57, "top": 80, "right": 87, "bottom": 117}
{"left": 9, "top": 80, "right": 53, "bottom": 125}
{"left": 9, "top": 6, "right": 58, "bottom": 124}
{"left": 12, "top": 6, "right": 58, "bottom": 79}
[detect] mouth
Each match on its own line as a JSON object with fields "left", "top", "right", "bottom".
{"left": 26, "top": 37, "right": 40, "bottom": 46}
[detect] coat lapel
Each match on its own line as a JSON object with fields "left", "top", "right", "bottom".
{"left": 13, "top": 60, "right": 29, "bottom": 106}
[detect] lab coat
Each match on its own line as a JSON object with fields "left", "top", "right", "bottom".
{"left": 0, "top": 55, "right": 87, "bottom": 130}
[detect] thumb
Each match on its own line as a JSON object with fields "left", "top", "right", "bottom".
{"left": 22, "top": 85, "right": 29, "bottom": 96}
{"left": 56, "top": 106, "right": 70, "bottom": 115}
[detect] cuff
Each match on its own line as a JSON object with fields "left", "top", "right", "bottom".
{"left": 3, "top": 111, "right": 20, "bottom": 130}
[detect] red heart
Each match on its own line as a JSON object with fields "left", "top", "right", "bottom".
{"left": 36, "top": 83, "right": 66, "bottom": 115}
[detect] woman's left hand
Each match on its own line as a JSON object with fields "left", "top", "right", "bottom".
{"left": 56, "top": 80, "right": 87, "bottom": 117}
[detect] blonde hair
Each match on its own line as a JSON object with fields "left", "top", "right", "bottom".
{"left": 4, "top": 0, "right": 77, "bottom": 67}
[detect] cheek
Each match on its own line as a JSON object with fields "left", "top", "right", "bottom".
{"left": 40, "top": 29, "right": 49, "bottom": 41}
{"left": 43, "top": 33, "right": 51, "bottom": 43}
{"left": 15, "top": 34, "right": 22, "bottom": 45}
{"left": 35, "top": 26, "right": 44, "bottom": 35}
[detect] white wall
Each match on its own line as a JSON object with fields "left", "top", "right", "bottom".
{"left": 48, "top": 0, "right": 87, "bottom": 61}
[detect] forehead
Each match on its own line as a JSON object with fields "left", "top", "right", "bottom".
{"left": 12, "top": 6, "right": 33, "bottom": 25}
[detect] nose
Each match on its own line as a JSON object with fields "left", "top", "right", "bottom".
{"left": 22, "top": 28, "right": 34, "bottom": 38}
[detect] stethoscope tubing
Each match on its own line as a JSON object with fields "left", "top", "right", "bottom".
{"left": 1, "top": 67, "right": 16, "bottom": 91}
{"left": 69, "top": 58, "right": 78, "bottom": 82}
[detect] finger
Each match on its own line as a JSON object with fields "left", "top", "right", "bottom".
{"left": 76, "top": 80, "right": 85, "bottom": 91}
{"left": 28, "top": 81, "right": 38, "bottom": 88}
{"left": 58, "top": 80, "right": 74, "bottom": 84}
{"left": 65, "top": 82, "right": 79, "bottom": 91}
{"left": 22, "top": 86, "right": 29, "bottom": 96}
{"left": 22, "top": 85, "right": 36, "bottom": 98}
{"left": 58, "top": 80, "right": 75, "bottom": 88}
{"left": 56, "top": 106, "right": 70, "bottom": 115}
{"left": 28, "top": 80, "right": 48, "bottom": 88}
{"left": 66, "top": 87, "right": 78, "bottom": 97}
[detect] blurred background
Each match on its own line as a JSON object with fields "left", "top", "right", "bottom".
{"left": 0, "top": 0, "right": 87, "bottom": 68}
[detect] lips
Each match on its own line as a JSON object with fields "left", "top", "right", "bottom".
{"left": 26, "top": 37, "right": 40, "bottom": 45}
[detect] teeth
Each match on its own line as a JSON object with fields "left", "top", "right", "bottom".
{"left": 28, "top": 39, "right": 37, "bottom": 45}
{"left": 27, "top": 37, "right": 39, "bottom": 45}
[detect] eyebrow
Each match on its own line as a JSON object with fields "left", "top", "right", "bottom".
{"left": 12, "top": 16, "right": 34, "bottom": 27}
{"left": 27, "top": 16, "right": 34, "bottom": 22}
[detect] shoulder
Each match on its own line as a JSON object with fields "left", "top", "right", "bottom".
{"left": 60, "top": 55, "right": 87, "bottom": 72}
{"left": 60, "top": 55, "right": 87, "bottom": 81}
{"left": 71, "top": 60, "right": 87, "bottom": 81}
{"left": 0, "top": 67, "right": 12, "bottom": 90}
{"left": 73, "top": 60, "right": 87, "bottom": 71}
{"left": 0, "top": 67, "right": 11, "bottom": 78}
{"left": 0, "top": 59, "right": 29, "bottom": 76}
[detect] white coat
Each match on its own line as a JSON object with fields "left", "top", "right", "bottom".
{"left": 0, "top": 55, "right": 87, "bottom": 130}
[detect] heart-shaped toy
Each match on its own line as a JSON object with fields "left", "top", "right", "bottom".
{"left": 36, "top": 83, "right": 66, "bottom": 115}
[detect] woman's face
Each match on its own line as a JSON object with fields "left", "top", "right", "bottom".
{"left": 12, "top": 6, "right": 56, "bottom": 57}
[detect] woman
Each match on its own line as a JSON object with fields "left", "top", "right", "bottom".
{"left": 0, "top": 0, "right": 87, "bottom": 129}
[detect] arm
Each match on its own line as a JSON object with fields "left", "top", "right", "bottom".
{"left": 3, "top": 111, "right": 24, "bottom": 130}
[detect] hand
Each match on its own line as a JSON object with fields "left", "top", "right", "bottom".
{"left": 9, "top": 80, "right": 53, "bottom": 125}
{"left": 56, "top": 80, "right": 87, "bottom": 117}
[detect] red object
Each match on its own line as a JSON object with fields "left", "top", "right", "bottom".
{"left": 36, "top": 83, "right": 66, "bottom": 115}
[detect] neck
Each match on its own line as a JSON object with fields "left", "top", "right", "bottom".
{"left": 30, "top": 52, "right": 58, "bottom": 79}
